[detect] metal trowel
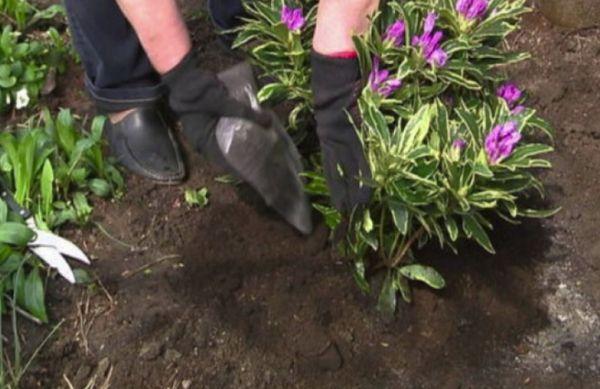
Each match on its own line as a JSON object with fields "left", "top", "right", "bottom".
{"left": 215, "top": 62, "right": 313, "bottom": 235}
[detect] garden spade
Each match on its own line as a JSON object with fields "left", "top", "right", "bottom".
{"left": 0, "top": 178, "right": 90, "bottom": 284}
{"left": 216, "top": 62, "right": 313, "bottom": 235}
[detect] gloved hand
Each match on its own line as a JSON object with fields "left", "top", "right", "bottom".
{"left": 162, "top": 50, "right": 271, "bottom": 168}
{"left": 311, "top": 50, "right": 372, "bottom": 212}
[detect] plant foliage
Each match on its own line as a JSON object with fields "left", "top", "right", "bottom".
{"left": 0, "top": 109, "right": 123, "bottom": 323}
{"left": 0, "top": 0, "right": 71, "bottom": 112}
{"left": 238, "top": 0, "right": 557, "bottom": 313}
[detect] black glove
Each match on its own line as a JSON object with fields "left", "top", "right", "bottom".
{"left": 311, "top": 50, "right": 372, "bottom": 212}
{"left": 162, "top": 50, "right": 270, "bottom": 168}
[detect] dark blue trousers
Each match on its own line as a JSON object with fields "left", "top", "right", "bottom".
{"left": 64, "top": 0, "right": 244, "bottom": 112}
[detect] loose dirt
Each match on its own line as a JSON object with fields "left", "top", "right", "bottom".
{"left": 10, "top": 3, "right": 600, "bottom": 388}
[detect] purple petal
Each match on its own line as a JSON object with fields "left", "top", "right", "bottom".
{"left": 485, "top": 122, "right": 521, "bottom": 164}
{"left": 511, "top": 105, "right": 526, "bottom": 115}
{"left": 384, "top": 79, "right": 403, "bottom": 95}
{"left": 499, "top": 121, "right": 518, "bottom": 138}
{"left": 281, "top": 5, "right": 291, "bottom": 22}
{"left": 456, "top": 0, "right": 473, "bottom": 14}
{"left": 281, "top": 6, "right": 305, "bottom": 31}
{"left": 385, "top": 20, "right": 406, "bottom": 46}
{"left": 428, "top": 48, "right": 448, "bottom": 67}
{"left": 466, "top": 0, "right": 489, "bottom": 19}
{"left": 497, "top": 82, "right": 522, "bottom": 106}
{"left": 424, "top": 31, "right": 444, "bottom": 58}
{"left": 424, "top": 12, "right": 438, "bottom": 35}
{"left": 453, "top": 138, "right": 467, "bottom": 150}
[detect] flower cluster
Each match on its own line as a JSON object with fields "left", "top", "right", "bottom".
{"left": 412, "top": 12, "right": 448, "bottom": 67}
{"left": 384, "top": 20, "right": 406, "bottom": 46}
{"left": 485, "top": 121, "right": 522, "bottom": 164}
{"left": 497, "top": 82, "right": 525, "bottom": 114}
{"left": 456, "top": 0, "right": 489, "bottom": 20}
{"left": 368, "top": 58, "right": 402, "bottom": 97}
{"left": 281, "top": 5, "right": 305, "bottom": 32}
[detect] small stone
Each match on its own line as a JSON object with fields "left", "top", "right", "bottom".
{"left": 296, "top": 325, "right": 330, "bottom": 356}
{"left": 73, "top": 364, "right": 91, "bottom": 383}
{"left": 339, "top": 329, "right": 354, "bottom": 344}
{"left": 565, "top": 39, "right": 578, "bottom": 53}
{"left": 192, "top": 320, "right": 210, "bottom": 348}
{"left": 561, "top": 341, "right": 576, "bottom": 352}
{"left": 316, "top": 343, "right": 343, "bottom": 372}
{"left": 62, "top": 341, "right": 77, "bottom": 358}
{"left": 164, "top": 348, "right": 182, "bottom": 362}
{"left": 182, "top": 379, "right": 192, "bottom": 389}
{"left": 139, "top": 342, "right": 163, "bottom": 361}
{"left": 164, "top": 321, "right": 185, "bottom": 345}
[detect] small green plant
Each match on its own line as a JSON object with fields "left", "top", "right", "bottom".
{"left": 0, "top": 108, "right": 123, "bottom": 324}
{"left": 0, "top": 0, "right": 65, "bottom": 31}
{"left": 0, "top": 25, "right": 70, "bottom": 112}
{"left": 1, "top": 108, "right": 124, "bottom": 228}
{"left": 239, "top": 0, "right": 557, "bottom": 314}
{"left": 185, "top": 187, "right": 209, "bottom": 208}
{"left": 0, "top": 107, "right": 123, "bottom": 387}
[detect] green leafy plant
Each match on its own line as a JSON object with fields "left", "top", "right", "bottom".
{"left": 0, "top": 0, "right": 65, "bottom": 31}
{"left": 233, "top": 0, "right": 317, "bottom": 130}
{"left": 0, "top": 107, "right": 121, "bottom": 386}
{"left": 239, "top": 0, "right": 557, "bottom": 314}
{"left": 1, "top": 108, "right": 124, "bottom": 228}
{"left": 185, "top": 187, "right": 209, "bottom": 208}
{"left": 0, "top": 108, "right": 123, "bottom": 326}
{"left": 0, "top": 22, "right": 70, "bottom": 112}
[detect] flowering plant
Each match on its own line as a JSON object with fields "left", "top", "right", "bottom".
{"left": 238, "top": 0, "right": 557, "bottom": 314}
{"left": 233, "top": 0, "right": 317, "bottom": 130}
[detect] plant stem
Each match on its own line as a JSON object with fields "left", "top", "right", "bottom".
{"left": 378, "top": 205, "right": 386, "bottom": 259}
{"left": 18, "top": 319, "right": 64, "bottom": 385}
{"left": 3, "top": 295, "right": 43, "bottom": 325}
{"left": 387, "top": 226, "right": 425, "bottom": 269}
{"left": 0, "top": 12, "right": 17, "bottom": 25}
{"left": 11, "top": 267, "right": 22, "bottom": 378}
{"left": 93, "top": 221, "right": 147, "bottom": 252}
{"left": 121, "top": 254, "right": 181, "bottom": 279}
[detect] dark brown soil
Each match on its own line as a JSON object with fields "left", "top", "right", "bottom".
{"left": 11, "top": 3, "right": 600, "bottom": 389}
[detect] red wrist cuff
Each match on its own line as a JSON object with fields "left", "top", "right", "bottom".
{"left": 326, "top": 51, "right": 358, "bottom": 59}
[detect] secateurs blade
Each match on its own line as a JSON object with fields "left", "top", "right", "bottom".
{"left": 0, "top": 177, "right": 90, "bottom": 284}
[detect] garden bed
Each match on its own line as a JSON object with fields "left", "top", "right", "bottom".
{"left": 9, "top": 2, "right": 600, "bottom": 388}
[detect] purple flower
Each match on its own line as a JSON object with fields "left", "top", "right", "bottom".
{"left": 452, "top": 138, "right": 467, "bottom": 150}
{"left": 485, "top": 121, "right": 522, "bottom": 164}
{"left": 368, "top": 58, "right": 402, "bottom": 98}
{"left": 384, "top": 20, "right": 406, "bottom": 46}
{"left": 424, "top": 12, "right": 437, "bottom": 35}
{"left": 281, "top": 5, "right": 305, "bottom": 32}
{"left": 456, "top": 0, "right": 489, "bottom": 20}
{"left": 413, "top": 12, "right": 448, "bottom": 67}
{"left": 511, "top": 105, "right": 526, "bottom": 115}
{"left": 497, "top": 82, "right": 522, "bottom": 107}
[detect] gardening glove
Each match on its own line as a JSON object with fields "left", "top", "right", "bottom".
{"left": 311, "top": 50, "right": 372, "bottom": 213}
{"left": 162, "top": 50, "right": 271, "bottom": 169}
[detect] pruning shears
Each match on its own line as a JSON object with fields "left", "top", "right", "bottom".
{"left": 0, "top": 177, "right": 90, "bottom": 284}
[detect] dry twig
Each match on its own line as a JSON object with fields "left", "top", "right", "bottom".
{"left": 121, "top": 254, "right": 182, "bottom": 279}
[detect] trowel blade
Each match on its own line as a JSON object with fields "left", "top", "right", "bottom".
{"left": 215, "top": 62, "right": 313, "bottom": 235}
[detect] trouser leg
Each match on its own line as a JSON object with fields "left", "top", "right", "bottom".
{"left": 64, "top": 0, "right": 164, "bottom": 112}
{"left": 208, "top": 0, "right": 246, "bottom": 30}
